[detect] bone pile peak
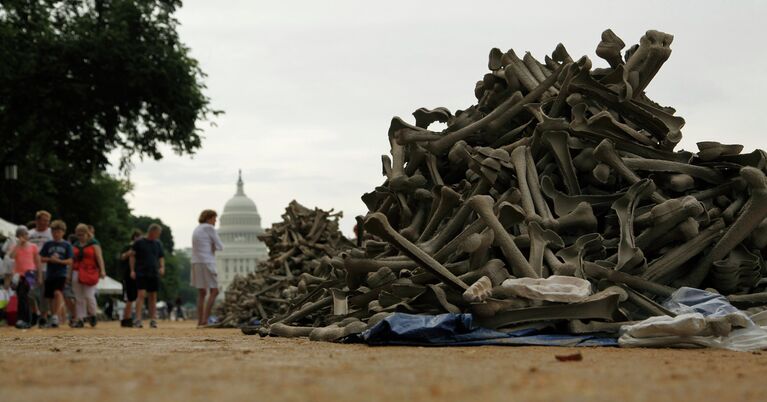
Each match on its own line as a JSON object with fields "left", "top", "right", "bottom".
{"left": 244, "top": 29, "right": 767, "bottom": 340}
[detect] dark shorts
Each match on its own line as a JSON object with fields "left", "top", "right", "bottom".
{"left": 136, "top": 276, "right": 159, "bottom": 292}
{"left": 123, "top": 277, "right": 138, "bottom": 302}
{"left": 44, "top": 277, "right": 66, "bottom": 298}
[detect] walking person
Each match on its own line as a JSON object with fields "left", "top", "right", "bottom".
{"left": 130, "top": 224, "right": 165, "bottom": 328}
{"left": 174, "top": 296, "right": 184, "bottom": 321}
{"left": 166, "top": 299, "right": 174, "bottom": 321}
{"left": 1, "top": 235, "right": 15, "bottom": 290}
{"left": 38, "top": 220, "right": 73, "bottom": 328}
{"left": 120, "top": 229, "right": 142, "bottom": 327}
{"left": 63, "top": 234, "right": 78, "bottom": 326}
{"left": 87, "top": 225, "right": 100, "bottom": 245}
{"left": 28, "top": 211, "right": 52, "bottom": 327}
{"left": 9, "top": 226, "right": 42, "bottom": 329}
{"left": 191, "top": 210, "right": 223, "bottom": 327}
{"left": 68, "top": 224, "right": 106, "bottom": 328}
{"left": 103, "top": 298, "right": 114, "bottom": 320}
{"left": 28, "top": 211, "right": 53, "bottom": 246}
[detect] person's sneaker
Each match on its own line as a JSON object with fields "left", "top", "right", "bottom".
{"left": 71, "top": 320, "right": 84, "bottom": 328}
{"left": 15, "top": 320, "right": 30, "bottom": 329}
{"left": 88, "top": 316, "right": 97, "bottom": 327}
{"left": 120, "top": 318, "right": 133, "bottom": 328}
{"left": 38, "top": 317, "right": 47, "bottom": 329}
{"left": 149, "top": 320, "right": 158, "bottom": 329}
{"left": 50, "top": 316, "right": 60, "bottom": 328}
{"left": 133, "top": 320, "right": 143, "bottom": 328}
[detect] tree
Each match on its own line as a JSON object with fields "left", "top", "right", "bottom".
{"left": 0, "top": 0, "right": 218, "bottom": 170}
{"left": 0, "top": 0, "right": 219, "bottom": 222}
{"left": 173, "top": 250, "right": 197, "bottom": 304}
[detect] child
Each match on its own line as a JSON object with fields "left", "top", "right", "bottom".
{"left": 39, "top": 220, "right": 73, "bottom": 328}
{"left": 28, "top": 211, "right": 52, "bottom": 328}
{"left": 9, "top": 226, "right": 42, "bottom": 329}
{"left": 68, "top": 224, "right": 105, "bottom": 328}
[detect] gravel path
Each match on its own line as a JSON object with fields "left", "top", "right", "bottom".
{"left": 1, "top": 321, "right": 764, "bottom": 402}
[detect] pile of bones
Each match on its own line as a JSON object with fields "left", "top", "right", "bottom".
{"left": 241, "top": 29, "right": 767, "bottom": 343}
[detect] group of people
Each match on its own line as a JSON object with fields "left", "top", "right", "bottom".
{"left": 1, "top": 208, "right": 225, "bottom": 330}
{"left": 0, "top": 210, "right": 167, "bottom": 329}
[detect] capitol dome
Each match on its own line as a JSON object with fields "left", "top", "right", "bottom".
{"left": 223, "top": 192, "right": 258, "bottom": 213}
{"left": 216, "top": 170, "right": 268, "bottom": 297}
{"left": 218, "top": 171, "right": 264, "bottom": 239}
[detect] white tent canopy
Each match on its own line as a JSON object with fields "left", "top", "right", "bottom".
{"left": 0, "top": 217, "right": 19, "bottom": 238}
{"left": 97, "top": 276, "right": 123, "bottom": 296}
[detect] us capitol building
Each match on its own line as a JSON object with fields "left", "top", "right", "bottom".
{"left": 215, "top": 171, "right": 268, "bottom": 296}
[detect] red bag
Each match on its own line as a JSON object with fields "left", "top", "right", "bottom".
{"left": 75, "top": 242, "right": 100, "bottom": 286}
{"left": 78, "top": 264, "right": 100, "bottom": 286}
{"left": 6, "top": 294, "right": 18, "bottom": 326}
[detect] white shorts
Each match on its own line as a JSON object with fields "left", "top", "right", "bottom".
{"left": 0, "top": 258, "right": 13, "bottom": 276}
{"left": 191, "top": 263, "right": 218, "bottom": 289}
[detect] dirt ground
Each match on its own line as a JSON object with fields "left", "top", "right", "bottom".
{"left": 0, "top": 321, "right": 765, "bottom": 402}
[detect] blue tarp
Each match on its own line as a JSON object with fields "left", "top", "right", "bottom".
{"left": 356, "top": 313, "right": 618, "bottom": 347}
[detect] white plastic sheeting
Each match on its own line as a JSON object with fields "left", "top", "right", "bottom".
{"left": 501, "top": 275, "right": 592, "bottom": 303}
{"left": 619, "top": 287, "right": 767, "bottom": 351}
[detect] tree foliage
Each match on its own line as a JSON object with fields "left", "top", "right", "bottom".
{"left": 173, "top": 250, "right": 196, "bottom": 304}
{"left": 0, "top": 0, "right": 218, "bottom": 222}
{"left": 0, "top": 0, "right": 219, "bottom": 172}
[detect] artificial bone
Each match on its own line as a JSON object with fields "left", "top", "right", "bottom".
{"left": 500, "top": 275, "right": 592, "bottom": 303}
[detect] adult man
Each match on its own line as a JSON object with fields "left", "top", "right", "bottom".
{"left": 191, "top": 209, "right": 224, "bottom": 327}
{"left": 39, "top": 220, "right": 73, "bottom": 328}
{"left": 120, "top": 229, "right": 142, "bottom": 327}
{"left": 28, "top": 211, "right": 52, "bottom": 327}
{"left": 129, "top": 224, "right": 165, "bottom": 328}
{"left": 28, "top": 211, "right": 53, "bottom": 247}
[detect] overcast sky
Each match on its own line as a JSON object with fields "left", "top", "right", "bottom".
{"left": 114, "top": 0, "right": 767, "bottom": 248}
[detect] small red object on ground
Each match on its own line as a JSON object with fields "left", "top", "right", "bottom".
{"left": 555, "top": 352, "right": 583, "bottom": 362}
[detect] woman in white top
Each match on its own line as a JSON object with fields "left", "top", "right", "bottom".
{"left": 191, "top": 209, "right": 224, "bottom": 327}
